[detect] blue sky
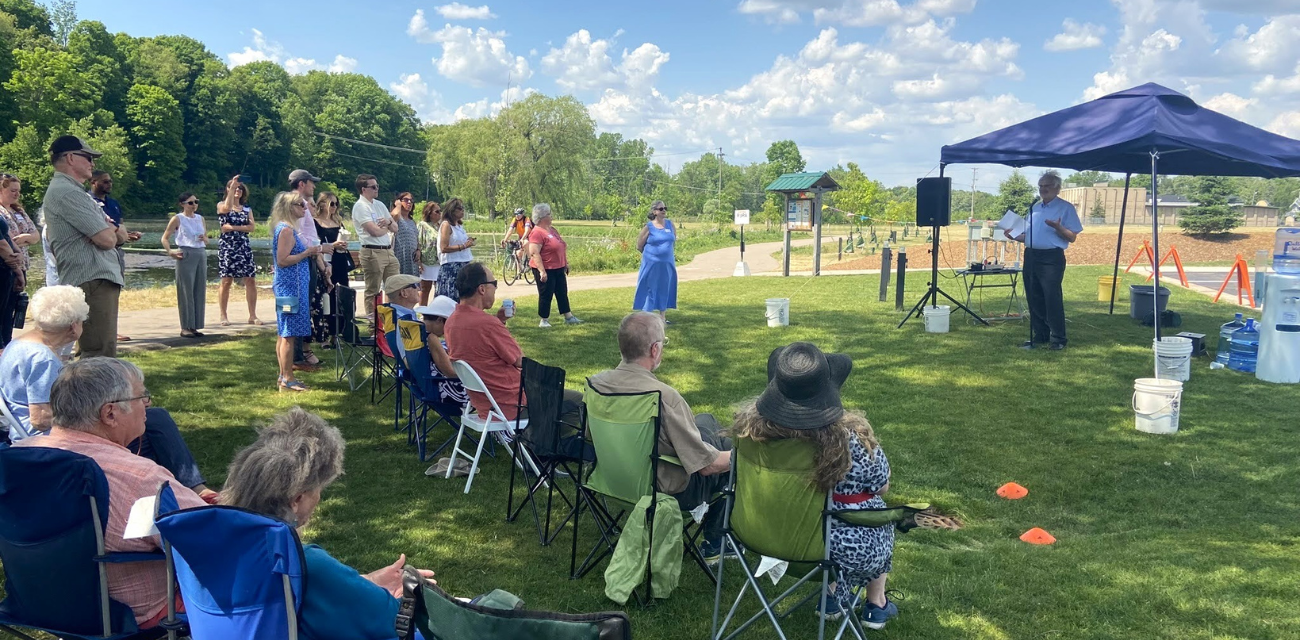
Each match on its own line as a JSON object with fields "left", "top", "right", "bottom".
{"left": 75, "top": 0, "right": 1300, "bottom": 186}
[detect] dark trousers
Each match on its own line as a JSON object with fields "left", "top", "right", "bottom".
{"left": 0, "top": 268, "right": 15, "bottom": 349}
{"left": 129, "top": 407, "right": 206, "bottom": 489}
{"left": 1024, "top": 248, "right": 1068, "bottom": 346}
{"left": 672, "top": 413, "right": 732, "bottom": 544}
{"left": 532, "top": 268, "right": 571, "bottom": 319}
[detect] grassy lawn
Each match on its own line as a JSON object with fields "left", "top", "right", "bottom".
{"left": 10, "top": 266, "right": 1295, "bottom": 639}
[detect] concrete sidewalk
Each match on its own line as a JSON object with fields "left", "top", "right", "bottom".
{"left": 116, "top": 238, "right": 818, "bottom": 352}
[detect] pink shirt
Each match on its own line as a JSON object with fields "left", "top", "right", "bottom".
{"left": 527, "top": 225, "right": 568, "bottom": 270}
{"left": 15, "top": 428, "right": 207, "bottom": 624}
{"left": 445, "top": 304, "right": 524, "bottom": 420}
{"left": 298, "top": 201, "right": 320, "bottom": 247}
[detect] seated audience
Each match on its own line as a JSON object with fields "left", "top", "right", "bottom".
{"left": 0, "top": 287, "right": 212, "bottom": 496}
{"left": 413, "top": 295, "right": 469, "bottom": 411}
{"left": 587, "top": 311, "right": 732, "bottom": 560}
{"left": 444, "top": 262, "right": 581, "bottom": 428}
{"left": 13, "top": 357, "right": 209, "bottom": 628}
{"left": 731, "top": 342, "right": 897, "bottom": 628}
{"left": 220, "top": 407, "right": 437, "bottom": 640}
{"left": 382, "top": 273, "right": 422, "bottom": 320}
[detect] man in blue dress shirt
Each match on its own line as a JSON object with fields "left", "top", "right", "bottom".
{"left": 1005, "top": 170, "right": 1082, "bottom": 350}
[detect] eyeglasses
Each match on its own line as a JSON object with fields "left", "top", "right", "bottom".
{"left": 479, "top": 279, "right": 498, "bottom": 289}
{"left": 400, "top": 198, "right": 412, "bottom": 203}
{"left": 653, "top": 206, "right": 666, "bottom": 211}
{"left": 364, "top": 183, "right": 378, "bottom": 190}
{"left": 325, "top": 202, "right": 339, "bottom": 208}
{"left": 73, "top": 152, "right": 96, "bottom": 162}
{"left": 407, "top": 283, "right": 420, "bottom": 290}
{"left": 107, "top": 391, "right": 152, "bottom": 408}
{"left": 184, "top": 200, "right": 198, "bottom": 205}
{"left": 291, "top": 202, "right": 305, "bottom": 208}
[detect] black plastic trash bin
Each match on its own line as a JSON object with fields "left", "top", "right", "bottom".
{"left": 1129, "top": 284, "right": 1171, "bottom": 319}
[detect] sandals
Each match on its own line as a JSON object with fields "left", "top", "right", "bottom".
{"left": 248, "top": 318, "right": 264, "bottom": 326}
{"left": 302, "top": 351, "right": 321, "bottom": 366}
{"left": 220, "top": 319, "right": 231, "bottom": 326}
{"left": 277, "top": 376, "right": 309, "bottom": 392}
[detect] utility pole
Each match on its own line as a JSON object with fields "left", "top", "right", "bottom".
{"left": 718, "top": 147, "right": 725, "bottom": 195}
{"left": 971, "top": 168, "right": 978, "bottom": 219}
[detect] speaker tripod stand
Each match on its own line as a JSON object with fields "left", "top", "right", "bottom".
{"left": 897, "top": 223, "right": 988, "bottom": 329}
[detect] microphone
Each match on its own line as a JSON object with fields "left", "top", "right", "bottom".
{"left": 1026, "top": 196, "right": 1041, "bottom": 214}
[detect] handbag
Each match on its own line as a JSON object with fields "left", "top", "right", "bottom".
{"left": 275, "top": 296, "right": 300, "bottom": 314}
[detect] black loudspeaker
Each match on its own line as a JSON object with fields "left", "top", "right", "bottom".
{"left": 916, "top": 177, "right": 952, "bottom": 227}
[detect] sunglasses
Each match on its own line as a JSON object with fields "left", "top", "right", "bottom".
{"left": 184, "top": 200, "right": 198, "bottom": 205}
{"left": 364, "top": 184, "right": 378, "bottom": 190}
{"left": 325, "top": 202, "right": 338, "bottom": 208}
{"left": 400, "top": 198, "right": 412, "bottom": 203}
{"left": 479, "top": 279, "right": 498, "bottom": 288}
{"left": 653, "top": 206, "right": 666, "bottom": 211}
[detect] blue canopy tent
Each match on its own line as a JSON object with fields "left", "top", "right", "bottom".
{"left": 940, "top": 83, "right": 1300, "bottom": 367}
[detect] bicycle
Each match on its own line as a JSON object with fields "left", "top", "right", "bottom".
{"left": 501, "top": 240, "right": 535, "bottom": 285}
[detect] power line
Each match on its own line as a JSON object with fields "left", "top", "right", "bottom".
{"left": 331, "top": 150, "right": 426, "bottom": 170}
{"left": 311, "top": 131, "right": 427, "bottom": 155}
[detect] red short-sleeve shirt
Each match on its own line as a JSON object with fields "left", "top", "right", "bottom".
{"left": 445, "top": 303, "right": 525, "bottom": 419}
{"left": 527, "top": 225, "right": 568, "bottom": 271}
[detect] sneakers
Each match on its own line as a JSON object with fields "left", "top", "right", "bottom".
{"left": 698, "top": 538, "right": 737, "bottom": 566}
{"left": 538, "top": 318, "right": 552, "bottom": 328}
{"left": 863, "top": 599, "right": 899, "bottom": 630}
{"left": 815, "top": 592, "right": 847, "bottom": 621}
{"left": 564, "top": 316, "right": 584, "bottom": 325}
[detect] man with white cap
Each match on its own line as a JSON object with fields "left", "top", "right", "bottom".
{"left": 382, "top": 274, "right": 423, "bottom": 321}
{"left": 42, "top": 135, "right": 128, "bottom": 358}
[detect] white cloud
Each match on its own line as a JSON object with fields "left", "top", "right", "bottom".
{"left": 1216, "top": 16, "right": 1300, "bottom": 75}
{"left": 540, "top": 30, "right": 670, "bottom": 94}
{"left": 328, "top": 55, "right": 358, "bottom": 73}
{"left": 406, "top": 13, "right": 531, "bottom": 87}
{"left": 1201, "top": 92, "right": 1256, "bottom": 117}
{"left": 737, "top": 0, "right": 975, "bottom": 26}
{"left": 1253, "top": 66, "right": 1300, "bottom": 96}
{"left": 1269, "top": 111, "right": 1300, "bottom": 138}
{"left": 452, "top": 86, "right": 534, "bottom": 120}
{"left": 227, "top": 29, "right": 358, "bottom": 76}
{"left": 1044, "top": 19, "right": 1106, "bottom": 52}
{"left": 436, "top": 3, "right": 497, "bottom": 20}
{"left": 389, "top": 73, "right": 453, "bottom": 123}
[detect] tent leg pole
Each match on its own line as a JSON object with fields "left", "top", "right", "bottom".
{"left": 1151, "top": 152, "right": 1161, "bottom": 374}
{"left": 1110, "top": 173, "right": 1131, "bottom": 314}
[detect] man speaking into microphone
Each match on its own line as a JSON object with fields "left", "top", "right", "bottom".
{"left": 1005, "top": 170, "right": 1083, "bottom": 350}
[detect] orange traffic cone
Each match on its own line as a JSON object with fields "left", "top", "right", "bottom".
{"left": 996, "top": 482, "right": 1028, "bottom": 499}
{"left": 1019, "top": 527, "right": 1056, "bottom": 545}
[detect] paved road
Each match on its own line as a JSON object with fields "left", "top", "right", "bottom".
{"left": 115, "top": 238, "right": 816, "bottom": 352}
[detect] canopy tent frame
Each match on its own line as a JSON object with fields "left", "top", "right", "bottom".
{"left": 938, "top": 83, "right": 1300, "bottom": 375}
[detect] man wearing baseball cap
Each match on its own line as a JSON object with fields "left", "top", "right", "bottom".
{"left": 382, "top": 273, "right": 422, "bottom": 320}
{"left": 42, "top": 135, "right": 128, "bottom": 357}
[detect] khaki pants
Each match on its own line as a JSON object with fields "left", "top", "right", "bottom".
{"left": 76, "top": 279, "right": 121, "bottom": 358}
{"left": 360, "top": 247, "right": 399, "bottom": 316}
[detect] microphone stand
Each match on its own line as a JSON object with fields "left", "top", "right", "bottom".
{"left": 1023, "top": 196, "right": 1041, "bottom": 348}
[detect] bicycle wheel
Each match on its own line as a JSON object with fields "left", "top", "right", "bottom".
{"left": 503, "top": 254, "right": 520, "bottom": 285}
{"left": 522, "top": 262, "right": 536, "bottom": 285}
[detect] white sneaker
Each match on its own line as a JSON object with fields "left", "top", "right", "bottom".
{"left": 539, "top": 319, "right": 552, "bottom": 328}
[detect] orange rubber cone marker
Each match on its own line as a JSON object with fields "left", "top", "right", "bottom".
{"left": 996, "top": 482, "right": 1028, "bottom": 499}
{"left": 1020, "top": 528, "right": 1056, "bottom": 545}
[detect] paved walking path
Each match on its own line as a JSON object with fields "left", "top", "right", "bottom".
{"left": 116, "top": 239, "right": 817, "bottom": 352}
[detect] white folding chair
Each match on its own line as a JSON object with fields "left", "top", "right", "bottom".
{"left": 448, "top": 360, "right": 529, "bottom": 494}
{"left": 0, "top": 398, "right": 23, "bottom": 442}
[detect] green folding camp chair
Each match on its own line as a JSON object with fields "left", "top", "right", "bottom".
{"left": 395, "top": 566, "right": 631, "bottom": 640}
{"left": 569, "top": 381, "right": 716, "bottom": 602}
{"left": 711, "top": 436, "right": 947, "bottom": 640}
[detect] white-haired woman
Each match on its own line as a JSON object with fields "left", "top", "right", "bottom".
{"left": 526, "top": 203, "right": 581, "bottom": 327}
{"left": 0, "top": 285, "right": 86, "bottom": 441}
{"left": 221, "top": 408, "right": 437, "bottom": 640}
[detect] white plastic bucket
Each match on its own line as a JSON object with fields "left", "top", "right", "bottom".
{"left": 765, "top": 298, "right": 790, "bottom": 328}
{"left": 922, "top": 305, "right": 951, "bottom": 333}
{"left": 1133, "top": 378, "right": 1182, "bottom": 434}
{"left": 1153, "top": 336, "right": 1193, "bottom": 382}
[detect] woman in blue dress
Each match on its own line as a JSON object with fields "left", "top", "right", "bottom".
{"left": 271, "top": 192, "right": 322, "bottom": 392}
{"left": 633, "top": 200, "right": 677, "bottom": 322}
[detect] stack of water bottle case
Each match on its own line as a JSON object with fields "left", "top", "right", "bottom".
{"left": 1212, "top": 227, "right": 1300, "bottom": 384}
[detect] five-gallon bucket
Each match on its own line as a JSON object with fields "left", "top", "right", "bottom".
{"left": 922, "top": 305, "right": 951, "bottom": 333}
{"left": 1133, "top": 378, "right": 1182, "bottom": 434}
{"left": 1098, "top": 275, "right": 1118, "bottom": 302}
{"left": 1153, "top": 336, "right": 1193, "bottom": 382}
{"left": 765, "top": 298, "right": 790, "bottom": 327}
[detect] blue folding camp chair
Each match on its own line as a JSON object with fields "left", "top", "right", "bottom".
{"left": 0, "top": 446, "right": 178, "bottom": 640}
{"left": 396, "top": 320, "right": 464, "bottom": 461}
{"left": 153, "top": 483, "right": 305, "bottom": 640}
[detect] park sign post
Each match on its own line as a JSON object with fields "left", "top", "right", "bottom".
{"left": 765, "top": 172, "right": 841, "bottom": 276}
{"left": 734, "top": 209, "right": 751, "bottom": 276}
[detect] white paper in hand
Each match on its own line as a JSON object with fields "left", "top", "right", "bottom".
{"left": 123, "top": 495, "right": 159, "bottom": 540}
{"left": 755, "top": 555, "right": 789, "bottom": 585}
{"left": 997, "top": 211, "right": 1026, "bottom": 238}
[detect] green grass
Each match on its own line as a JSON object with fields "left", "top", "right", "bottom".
{"left": 11, "top": 266, "right": 1297, "bottom": 639}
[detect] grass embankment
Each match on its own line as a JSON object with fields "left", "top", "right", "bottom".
{"left": 11, "top": 267, "right": 1283, "bottom": 639}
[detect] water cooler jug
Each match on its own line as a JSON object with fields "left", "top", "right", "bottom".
{"left": 1256, "top": 273, "right": 1300, "bottom": 383}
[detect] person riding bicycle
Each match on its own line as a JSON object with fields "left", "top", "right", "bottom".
{"left": 503, "top": 208, "right": 532, "bottom": 264}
